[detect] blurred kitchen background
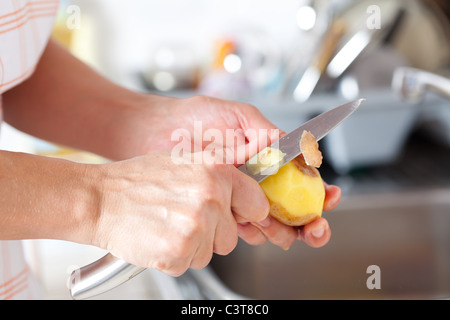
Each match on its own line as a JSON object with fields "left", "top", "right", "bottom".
{"left": 2, "top": 0, "right": 450, "bottom": 299}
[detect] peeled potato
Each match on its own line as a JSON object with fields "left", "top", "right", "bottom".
{"left": 259, "top": 155, "right": 325, "bottom": 226}
{"left": 258, "top": 131, "right": 325, "bottom": 226}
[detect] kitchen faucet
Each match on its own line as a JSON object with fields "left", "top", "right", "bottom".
{"left": 392, "top": 67, "right": 450, "bottom": 103}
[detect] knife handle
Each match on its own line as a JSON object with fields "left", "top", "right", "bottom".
{"left": 69, "top": 253, "right": 145, "bottom": 300}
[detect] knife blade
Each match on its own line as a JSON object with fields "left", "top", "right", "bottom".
{"left": 239, "top": 98, "right": 365, "bottom": 183}
{"left": 69, "top": 98, "right": 364, "bottom": 300}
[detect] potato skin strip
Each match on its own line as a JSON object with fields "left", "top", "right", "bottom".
{"left": 300, "top": 130, "right": 322, "bottom": 168}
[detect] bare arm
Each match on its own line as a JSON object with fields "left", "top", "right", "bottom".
{"left": 1, "top": 38, "right": 341, "bottom": 256}
{"left": 0, "top": 150, "right": 98, "bottom": 243}
{"left": 2, "top": 39, "right": 164, "bottom": 160}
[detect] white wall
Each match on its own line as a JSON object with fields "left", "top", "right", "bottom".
{"left": 66, "top": 0, "right": 309, "bottom": 85}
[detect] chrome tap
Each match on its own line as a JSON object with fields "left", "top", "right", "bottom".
{"left": 392, "top": 67, "right": 450, "bottom": 103}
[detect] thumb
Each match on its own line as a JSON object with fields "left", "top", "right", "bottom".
{"left": 229, "top": 166, "right": 269, "bottom": 224}
{"left": 233, "top": 103, "right": 286, "bottom": 165}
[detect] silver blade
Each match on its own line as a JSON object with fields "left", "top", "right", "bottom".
{"left": 239, "top": 98, "right": 365, "bottom": 182}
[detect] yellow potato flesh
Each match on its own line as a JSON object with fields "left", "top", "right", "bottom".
{"left": 259, "top": 156, "right": 325, "bottom": 226}
{"left": 246, "top": 147, "right": 286, "bottom": 176}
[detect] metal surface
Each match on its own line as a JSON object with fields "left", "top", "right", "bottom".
{"left": 293, "top": 20, "right": 347, "bottom": 103}
{"left": 291, "top": 0, "right": 409, "bottom": 103}
{"left": 326, "top": 29, "right": 373, "bottom": 79}
{"left": 210, "top": 188, "right": 450, "bottom": 299}
{"left": 69, "top": 99, "right": 363, "bottom": 300}
{"left": 69, "top": 253, "right": 145, "bottom": 300}
{"left": 392, "top": 67, "right": 450, "bottom": 102}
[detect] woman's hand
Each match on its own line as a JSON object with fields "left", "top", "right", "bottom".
{"left": 90, "top": 152, "right": 271, "bottom": 276}
{"left": 2, "top": 40, "right": 340, "bottom": 276}
{"left": 117, "top": 95, "right": 342, "bottom": 250}
{"left": 237, "top": 182, "right": 341, "bottom": 250}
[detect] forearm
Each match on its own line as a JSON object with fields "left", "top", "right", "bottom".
{"left": 0, "top": 150, "right": 98, "bottom": 243}
{"left": 2, "top": 39, "right": 167, "bottom": 160}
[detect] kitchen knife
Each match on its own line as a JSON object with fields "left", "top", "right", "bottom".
{"left": 239, "top": 98, "right": 364, "bottom": 183}
{"left": 69, "top": 98, "right": 364, "bottom": 300}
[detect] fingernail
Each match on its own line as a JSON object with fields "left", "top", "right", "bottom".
{"left": 257, "top": 217, "right": 271, "bottom": 228}
{"left": 312, "top": 227, "right": 324, "bottom": 239}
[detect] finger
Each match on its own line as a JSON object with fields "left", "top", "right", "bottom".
{"left": 323, "top": 182, "right": 342, "bottom": 211}
{"left": 230, "top": 166, "right": 270, "bottom": 224}
{"left": 232, "top": 127, "right": 284, "bottom": 166}
{"left": 298, "top": 217, "right": 331, "bottom": 248}
{"left": 237, "top": 222, "right": 267, "bottom": 246}
{"left": 213, "top": 209, "right": 239, "bottom": 256}
{"left": 251, "top": 216, "right": 298, "bottom": 250}
{"left": 230, "top": 103, "right": 286, "bottom": 165}
{"left": 155, "top": 242, "right": 197, "bottom": 277}
{"left": 190, "top": 239, "right": 215, "bottom": 270}
{"left": 236, "top": 103, "right": 284, "bottom": 140}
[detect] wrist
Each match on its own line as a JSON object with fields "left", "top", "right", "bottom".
{"left": 37, "top": 157, "right": 102, "bottom": 245}
{"left": 100, "top": 93, "right": 177, "bottom": 160}
{"left": 60, "top": 161, "right": 104, "bottom": 245}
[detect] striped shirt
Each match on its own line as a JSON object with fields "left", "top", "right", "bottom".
{"left": 0, "top": 0, "right": 59, "bottom": 300}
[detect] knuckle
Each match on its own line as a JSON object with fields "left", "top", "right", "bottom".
{"left": 178, "top": 204, "right": 210, "bottom": 238}
{"left": 215, "top": 235, "right": 238, "bottom": 256}
{"left": 198, "top": 185, "right": 220, "bottom": 204}
{"left": 147, "top": 255, "right": 170, "bottom": 273}
{"left": 196, "top": 181, "right": 226, "bottom": 212}
{"left": 190, "top": 252, "right": 213, "bottom": 270}
{"left": 151, "top": 259, "right": 169, "bottom": 272}
{"left": 171, "top": 228, "right": 197, "bottom": 256}
{"left": 180, "top": 221, "right": 205, "bottom": 246}
{"left": 166, "top": 266, "right": 189, "bottom": 277}
{"left": 150, "top": 246, "right": 191, "bottom": 277}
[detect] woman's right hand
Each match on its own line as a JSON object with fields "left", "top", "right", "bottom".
{"left": 88, "top": 152, "right": 270, "bottom": 277}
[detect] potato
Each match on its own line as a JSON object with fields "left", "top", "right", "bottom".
{"left": 259, "top": 155, "right": 325, "bottom": 227}
{"left": 246, "top": 147, "right": 286, "bottom": 176}
{"left": 245, "top": 130, "right": 325, "bottom": 226}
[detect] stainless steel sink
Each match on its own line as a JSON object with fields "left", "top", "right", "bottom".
{"left": 209, "top": 188, "right": 450, "bottom": 299}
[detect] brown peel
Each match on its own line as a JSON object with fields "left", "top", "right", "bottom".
{"left": 299, "top": 130, "right": 322, "bottom": 168}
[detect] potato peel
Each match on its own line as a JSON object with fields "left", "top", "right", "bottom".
{"left": 299, "top": 130, "right": 322, "bottom": 168}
